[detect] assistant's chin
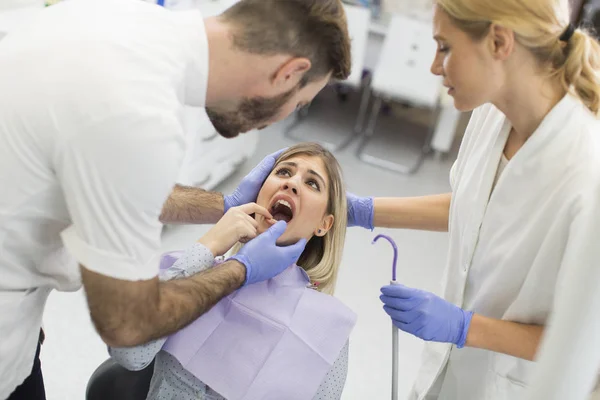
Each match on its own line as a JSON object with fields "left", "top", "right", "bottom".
{"left": 453, "top": 97, "right": 479, "bottom": 113}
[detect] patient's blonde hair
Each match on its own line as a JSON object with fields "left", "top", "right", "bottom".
{"left": 436, "top": 0, "right": 600, "bottom": 114}
{"left": 230, "top": 143, "right": 347, "bottom": 295}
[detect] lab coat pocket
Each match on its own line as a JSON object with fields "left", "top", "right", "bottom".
{"left": 486, "top": 352, "right": 533, "bottom": 399}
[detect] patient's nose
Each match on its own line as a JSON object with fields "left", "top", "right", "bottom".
{"left": 282, "top": 182, "right": 298, "bottom": 195}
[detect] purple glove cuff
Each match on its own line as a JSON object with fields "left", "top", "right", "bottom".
{"left": 456, "top": 310, "right": 474, "bottom": 349}
{"left": 229, "top": 254, "right": 251, "bottom": 285}
{"left": 223, "top": 194, "right": 234, "bottom": 213}
{"left": 350, "top": 196, "right": 374, "bottom": 230}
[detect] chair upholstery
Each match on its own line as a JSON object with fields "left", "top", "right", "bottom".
{"left": 86, "top": 358, "right": 155, "bottom": 400}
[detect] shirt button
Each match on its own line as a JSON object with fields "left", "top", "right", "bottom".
{"left": 463, "top": 263, "right": 469, "bottom": 272}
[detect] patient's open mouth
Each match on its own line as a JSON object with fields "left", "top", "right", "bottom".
{"left": 270, "top": 199, "right": 294, "bottom": 223}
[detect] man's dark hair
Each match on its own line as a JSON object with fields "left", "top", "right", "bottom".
{"left": 221, "top": 0, "right": 352, "bottom": 85}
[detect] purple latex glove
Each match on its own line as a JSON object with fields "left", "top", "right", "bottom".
{"left": 380, "top": 284, "right": 473, "bottom": 348}
{"left": 230, "top": 221, "right": 307, "bottom": 286}
{"left": 346, "top": 192, "right": 374, "bottom": 230}
{"left": 224, "top": 149, "right": 286, "bottom": 212}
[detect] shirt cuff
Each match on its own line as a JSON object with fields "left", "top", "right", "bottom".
{"left": 61, "top": 225, "right": 159, "bottom": 281}
{"left": 159, "top": 242, "right": 216, "bottom": 281}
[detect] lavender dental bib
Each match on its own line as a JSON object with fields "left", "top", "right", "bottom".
{"left": 160, "top": 254, "right": 356, "bottom": 400}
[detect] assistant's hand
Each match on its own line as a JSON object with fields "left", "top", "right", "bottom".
{"left": 380, "top": 284, "right": 473, "bottom": 348}
{"left": 229, "top": 220, "right": 306, "bottom": 285}
{"left": 346, "top": 192, "right": 374, "bottom": 230}
{"left": 224, "top": 149, "right": 286, "bottom": 212}
{"left": 198, "top": 203, "right": 275, "bottom": 257}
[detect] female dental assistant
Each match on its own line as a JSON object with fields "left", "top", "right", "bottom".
{"left": 346, "top": 0, "right": 600, "bottom": 398}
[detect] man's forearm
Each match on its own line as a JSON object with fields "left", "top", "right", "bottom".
{"left": 160, "top": 184, "right": 224, "bottom": 224}
{"left": 466, "top": 314, "right": 544, "bottom": 361}
{"left": 138, "top": 260, "right": 245, "bottom": 344}
{"left": 373, "top": 193, "right": 451, "bottom": 232}
{"left": 85, "top": 260, "right": 246, "bottom": 347}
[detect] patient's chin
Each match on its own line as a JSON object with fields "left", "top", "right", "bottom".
{"left": 275, "top": 235, "right": 291, "bottom": 246}
{"left": 275, "top": 233, "right": 305, "bottom": 248}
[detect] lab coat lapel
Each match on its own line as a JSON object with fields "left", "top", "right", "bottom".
{"left": 462, "top": 95, "right": 582, "bottom": 312}
{"left": 487, "top": 94, "right": 580, "bottom": 198}
{"left": 458, "top": 94, "right": 579, "bottom": 276}
{"left": 457, "top": 118, "right": 511, "bottom": 276}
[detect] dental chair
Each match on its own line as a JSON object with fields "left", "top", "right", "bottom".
{"left": 86, "top": 358, "right": 154, "bottom": 400}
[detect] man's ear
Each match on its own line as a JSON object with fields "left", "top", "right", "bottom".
{"left": 314, "top": 214, "right": 334, "bottom": 237}
{"left": 272, "top": 57, "right": 311, "bottom": 89}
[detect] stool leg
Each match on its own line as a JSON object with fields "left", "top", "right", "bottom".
{"left": 353, "top": 76, "right": 372, "bottom": 135}
{"left": 326, "top": 84, "right": 372, "bottom": 152}
{"left": 284, "top": 84, "right": 368, "bottom": 152}
{"left": 356, "top": 98, "right": 437, "bottom": 175}
{"left": 355, "top": 96, "right": 383, "bottom": 158}
{"left": 283, "top": 105, "right": 311, "bottom": 139}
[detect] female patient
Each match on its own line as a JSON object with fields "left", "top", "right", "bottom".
{"left": 110, "top": 143, "right": 354, "bottom": 400}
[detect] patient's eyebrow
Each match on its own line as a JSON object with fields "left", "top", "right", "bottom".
{"left": 278, "top": 161, "right": 326, "bottom": 188}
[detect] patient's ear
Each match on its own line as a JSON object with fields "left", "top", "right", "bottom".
{"left": 314, "top": 215, "right": 334, "bottom": 237}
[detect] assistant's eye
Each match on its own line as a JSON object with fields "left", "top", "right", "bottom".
{"left": 438, "top": 44, "right": 450, "bottom": 53}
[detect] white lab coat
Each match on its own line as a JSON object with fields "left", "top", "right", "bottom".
{"left": 0, "top": 0, "right": 208, "bottom": 397}
{"left": 409, "top": 94, "right": 600, "bottom": 400}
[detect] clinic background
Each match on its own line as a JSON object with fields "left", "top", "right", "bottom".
{"left": 0, "top": 0, "right": 595, "bottom": 398}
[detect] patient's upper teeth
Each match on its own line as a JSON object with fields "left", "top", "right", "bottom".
{"left": 276, "top": 200, "right": 292, "bottom": 210}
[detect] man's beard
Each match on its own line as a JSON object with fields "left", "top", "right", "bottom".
{"left": 205, "top": 87, "right": 297, "bottom": 138}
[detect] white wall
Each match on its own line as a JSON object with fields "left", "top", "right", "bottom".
{"left": 0, "top": 0, "right": 44, "bottom": 10}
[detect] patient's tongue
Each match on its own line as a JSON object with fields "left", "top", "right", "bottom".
{"left": 273, "top": 213, "right": 292, "bottom": 223}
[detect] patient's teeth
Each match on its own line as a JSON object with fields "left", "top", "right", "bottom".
{"left": 275, "top": 200, "right": 292, "bottom": 211}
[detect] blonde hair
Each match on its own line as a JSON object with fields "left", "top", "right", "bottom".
{"left": 229, "top": 143, "right": 347, "bottom": 295}
{"left": 436, "top": 0, "right": 600, "bottom": 114}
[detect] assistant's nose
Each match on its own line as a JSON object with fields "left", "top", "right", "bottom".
{"left": 430, "top": 52, "right": 444, "bottom": 76}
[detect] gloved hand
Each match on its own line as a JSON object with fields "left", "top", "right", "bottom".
{"left": 346, "top": 192, "right": 374, "bottom": 230}
{"left": 380, "top": 284, "right": 473, "bottom": 348}
{"left": 229, "top": 220, "right": 307, "bottom": 285}
{"left": 224, "top": 149, "right": 286, "bottom": 212}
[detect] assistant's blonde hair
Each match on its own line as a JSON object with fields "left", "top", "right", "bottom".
{"left": 230, "top": 143, "right": 347, "bottom": 295}
{"left": 436, "top": 0, "right": 600, "bottom": 114}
